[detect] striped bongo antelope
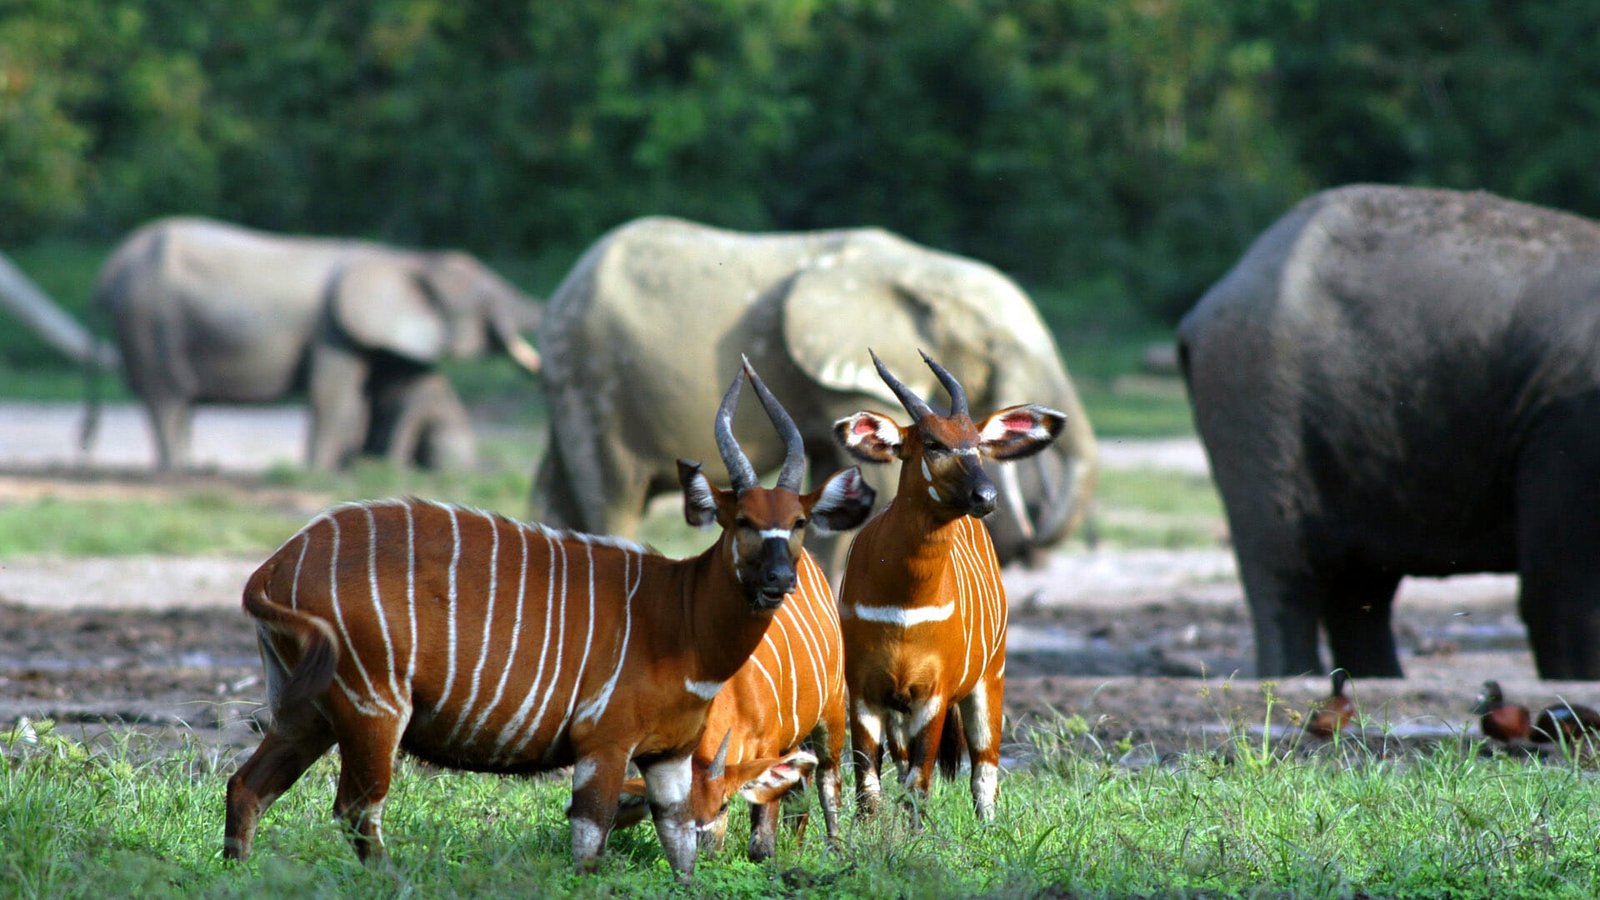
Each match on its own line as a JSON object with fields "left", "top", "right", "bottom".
{"left": 223, "top": 361, "right": 875, "bottom": 878}
{"left": 614, "top": 544, "right": 852, "bottom": 860}
{"left": 833, "top": 350, "right": 1065, "bottom": 824}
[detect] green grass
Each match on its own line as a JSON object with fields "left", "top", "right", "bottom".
{"left": 1088, "top": 466, "right": 1226, "bottom": 550}
{"left": 4, "top": 717, "right": 1598, "bottom": 898}
{"left": 0, "top": 461, "right": 1224, "bottom": 560}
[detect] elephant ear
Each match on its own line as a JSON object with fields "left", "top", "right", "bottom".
{"left": 331, "top": 257, "right": 449, "bottom": 364}
{"left": 782, "top": 265, "right": 933, "bottom": 408}
{"left": 781, "top": 249, "right": 991, "bottom": 409}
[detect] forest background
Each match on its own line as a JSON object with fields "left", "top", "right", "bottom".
{"left": 2, "top": 0, "right": 1594, "bottom": 332}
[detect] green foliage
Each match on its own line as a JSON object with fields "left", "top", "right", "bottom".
{"left": 11, "top": 0, "right": 1593, "bottom": 328}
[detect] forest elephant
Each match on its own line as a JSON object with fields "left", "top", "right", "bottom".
{"left": 1179, "top": 184, "right": 1600, "bottom": 680}
{"left": 95, "top": 217, "right": 542, "bottom": 470}
{"left": 532, "top": 216, "right": 1098, "bottom": 568}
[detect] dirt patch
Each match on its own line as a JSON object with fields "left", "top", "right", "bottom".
{"left": 0, "top": 406, "right": 1583, "bottom": 766}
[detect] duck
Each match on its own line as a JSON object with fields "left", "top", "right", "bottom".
{"left": 1471, "top": 680, "right": 1532, "bottom": 742}
{"left": 1531, "top": 700, "right": 1600, "bottom": 745}
{"left": 1305, "top": 669, "right": 1355, "bottom": 738}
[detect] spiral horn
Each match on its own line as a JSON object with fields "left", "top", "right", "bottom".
{"left": 920, "top": 350, "right": 969, "bottom": 418}
{"left": 742, "top": 355, "right": 806, "bottom": 492}
{"left": 714, "top": 369, "right": 758, "bottom": 492}
{"left": 870, "top": 348, "right": 934, "bottom": 421}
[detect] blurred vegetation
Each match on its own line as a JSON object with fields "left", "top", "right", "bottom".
{"left": 4, "top": 0, "right": 1594, "bottom": 331}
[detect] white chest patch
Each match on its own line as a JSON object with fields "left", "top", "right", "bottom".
{"left": 684, "top": 678, "right": 725, "bottom": 700}
{"left": 850, "top": 601, "right": 956, "bottom": 627}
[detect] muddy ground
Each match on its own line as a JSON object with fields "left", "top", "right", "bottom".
{"left": 0, "top": 403, "right": 1587, "bottom": 767}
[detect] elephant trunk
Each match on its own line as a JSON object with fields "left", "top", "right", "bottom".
{"left": 489, "top": 306, "right": 542, "bottom": 374}
{"left": 990, "top": 362, "right": 1099, "bottom": 559}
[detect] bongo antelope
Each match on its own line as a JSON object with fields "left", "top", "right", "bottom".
{"left": 833, "top": 350, "right": 1065, "bottom": 824}
{"left": 614, "top": 544, "right": 851, "bottom": 860}
{"left": 223, "top": 361, "right": 874, "bottom": 878}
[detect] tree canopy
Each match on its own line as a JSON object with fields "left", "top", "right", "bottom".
{"left": 2, "top": 0, "right": 1594, "bottom": 319}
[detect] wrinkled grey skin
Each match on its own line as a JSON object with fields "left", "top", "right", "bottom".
{"left": 1179, "top": 184, "right": 1600, "bottom": 680}
{"left": 96, "top": 217, "right": 541, "bottom": 470}
{"left": 532, "top": 216, "right": 1097, "bottom": 568}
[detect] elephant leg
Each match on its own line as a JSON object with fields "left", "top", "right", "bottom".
{"left": 530, "top": 442, "right": 581, "bottom": 528}
{"left": 307, "top": 344, "right": 370, "bottom": 471}
{"left": 1322, "top": 570, "right": 1403, "bottom": 678}
{"left": 1516, "top": 398, "right": 1600, "bottom": 679}
{"left": 146, "top": 397, "right": 193, "bottom": 471}
{"left": 1235, "top": 549, "right": 1325, "bottom": 676}
{"left": 369, "top": 370, "right": 474, "bottom": 470}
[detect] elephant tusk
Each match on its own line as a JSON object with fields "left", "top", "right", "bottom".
{"left": 999, "top": 462, "right": 1034, "bottom": 541}
{"left": 507, "top": 332, "right": 542, "bottom": 374}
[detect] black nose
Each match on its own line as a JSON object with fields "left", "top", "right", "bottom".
{"left": 969, "top": 481, "right": 998, "bottom": 517}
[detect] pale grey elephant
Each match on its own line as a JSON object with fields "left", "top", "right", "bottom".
{"left": 532, "top": 216, "right": 1098, "bottom": 567}
{"left": 95, "top": 217, "right": 542, "bottom": 470}
{"left": 1180, "top": 184, "right": 1600, "bottom": 680}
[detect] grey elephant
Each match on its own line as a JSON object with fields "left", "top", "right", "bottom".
{"left": 95, "top": 217, "right": 542, "bottom": 470}
{"left": 532, "top": 216, "right": 1097, "bottom": 566}
{"left": 1179, "top": 184, "right": 1600, "bottom": 680}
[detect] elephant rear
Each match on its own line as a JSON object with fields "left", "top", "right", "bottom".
{"left": 1183, "top": 183, "right": 1600, "bottom": 678}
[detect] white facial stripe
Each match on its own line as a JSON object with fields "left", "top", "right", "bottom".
{"left": 927, "top": 486, "right": 942, "bottom": 502}
{"left": 853, "top": 601, "right": 956, "bottom": 627}
{"left": 757, "top": 528, "right": 792, "bottom": 541}
{"left": 920, "top": 457, "right": 933, "bottom": 481}
{"left": 956, "top": 447, "right": 980, "bottom": 458}
{"left": 684, "top": 678, "right": 724, "bottom": 700}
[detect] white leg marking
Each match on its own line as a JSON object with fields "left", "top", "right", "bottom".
{"left": 570, "top": 817, "right": 605, "bottom": 861}
{"left": 572, "top": 758, "right": 598, "bottom": 791}
{"left": 911, "top": 696, "right": 943, "bottom": 738}
{"left": 973, "top": 761, "right": 999, "bottom": 820}
{"left": 856, "top": 700, "right": 884, "bottom": 745}
{"left": 645, "top": 755, "right": 693, "bottom": 807}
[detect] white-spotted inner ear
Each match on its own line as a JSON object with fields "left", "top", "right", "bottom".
{"left": 978, "top": 404, "right": 1066, "bottom": 460}
{"left": 834, "top": 412, "right": 902, "bottom": 463}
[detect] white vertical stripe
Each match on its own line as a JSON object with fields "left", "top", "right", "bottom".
{"left": 290, "top": 529, "right": 311, "bottom": 611}
{"left": 576, "top": 547, "right": 642, "bottom": 724}
{"left": 474, "top": 522, "right": 530, "bottom": 740}
{"left": 447, "top": 511, "right": 501, "bottom": 744}
{"left": 497, "top": 528, "right": 560, "bottom": 755}
{"left": 506, "top": 534, "right": 570, "bottom": 757}
{"left": 433, "top": 506, "right": 464, "bottom": 720}
{"left": 405, "top": 500, "right": 417, "bottom": 693}
{"left": 326, "top": 511, "right": 397, "bottom": 717}
{"left": 363, "top": 506, "right": 403, "bottom": 710}
{"left": 551, "top": 539, "right": 601, "bottom": 748}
